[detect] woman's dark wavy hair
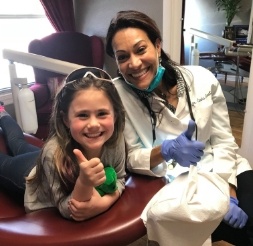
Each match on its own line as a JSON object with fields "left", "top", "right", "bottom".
{"left": 28, "top": 76, "right": 125, "bottom": 195}
{"left": 106, "top": 10, "right": 180, "bottom": 88}
{"left": 105, "top": 10, "right": 182, "bottom": 142}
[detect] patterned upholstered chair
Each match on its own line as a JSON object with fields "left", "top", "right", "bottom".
{"left": 28, "top": 31, "right": 104, "bottom": 140}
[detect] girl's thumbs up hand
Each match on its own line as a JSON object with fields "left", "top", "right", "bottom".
{"left": 73, "top": 149, "right": 105, "bottom": 187}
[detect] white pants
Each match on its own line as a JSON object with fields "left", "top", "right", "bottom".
{"left": 142, "top": 166, "right": 230, "bottom": 246}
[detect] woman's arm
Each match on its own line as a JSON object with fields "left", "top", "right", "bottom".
{"left": 124, "top": 115, "right": 167, "bottom": 177}
{"left": 114, "top": 79, "right": 167, "bottom": 177}
{"left": 208, "top": 78, "right": 238, "bottom": 185}
{"left": 229, "top": 184, "right": 237, "bottom": 198}
{"left": 150, "top": 145, "right": 164, "bottom": 168}
{"left": 184, "top": 66, "right": 239, "bottom": 185}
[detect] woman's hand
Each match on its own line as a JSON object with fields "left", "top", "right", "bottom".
{"left": 224, "top": 197, "right": 248, "bottom": 229}
{"left": 161, "top": 120, "right": 205, "bottom": 167}
{"left": 68, "top": 188, "right": 120, "bottom": 221}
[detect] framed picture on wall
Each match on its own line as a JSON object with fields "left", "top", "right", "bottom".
{"left": 233, "top": 25, "right": 249, "bottom": 44}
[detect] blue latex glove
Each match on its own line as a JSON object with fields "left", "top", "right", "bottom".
{"left": 224, "top": 197, "right": 248, "bottom": 229}
{"left": 161, "top": 119, "right": 205, "bottom": 167}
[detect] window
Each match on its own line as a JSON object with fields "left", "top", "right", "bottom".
{"left": 0, "top": 0, "right": 55, "bottom": 92}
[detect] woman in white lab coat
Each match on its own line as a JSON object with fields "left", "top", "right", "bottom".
{"left": 105, "top": 10, "right": 253, "bottom": 246}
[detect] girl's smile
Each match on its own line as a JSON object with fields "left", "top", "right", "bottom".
{"left": 64, "top": 88, "right": 115, "bottom": 158}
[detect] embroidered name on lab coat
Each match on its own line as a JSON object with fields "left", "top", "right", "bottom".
{"left": 192, "top": 90, "right": 212, "bottom": 107}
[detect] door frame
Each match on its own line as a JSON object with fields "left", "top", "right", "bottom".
{"left": 162, "top": 0, "right": 183, "bottom": 63}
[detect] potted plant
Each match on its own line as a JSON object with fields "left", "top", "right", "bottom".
{"left": 215, "top": 0, "right": 242, "bottom": 39}
{"left": 215, "top": 0, "right": 242, "bottom": 27}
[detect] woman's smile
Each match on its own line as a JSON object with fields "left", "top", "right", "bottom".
{"left": 130, "top": 67, "right": 149, "bottom": 79}
{"left": 112, "top": 27, "right": 161, "bottom": 90}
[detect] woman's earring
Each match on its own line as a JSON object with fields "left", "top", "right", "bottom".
{"left": 117, "top": 69, "right": 122, "bottom": 76}
{"left": 159, "top": 56, "right": 162, "bottom": 65}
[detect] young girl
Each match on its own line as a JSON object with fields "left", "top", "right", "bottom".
{"left": 0, "top": 67, "right": 126, "bottom": 221}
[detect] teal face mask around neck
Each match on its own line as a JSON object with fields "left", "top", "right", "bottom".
{"left": 123, "top": 65, "right": 165, "bottom": 93}
{"left": 146, "top": 65, "right": 165, "bottom": 92}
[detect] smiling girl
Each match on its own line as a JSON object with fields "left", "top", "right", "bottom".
{"left": 0, "top": 67, "right": 126, "bottom": 221}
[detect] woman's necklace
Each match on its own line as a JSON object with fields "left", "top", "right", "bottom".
{"left": 156, "top": 85, "right": 178, "bottom": 101}
{"left": 154, "top": 85, "right": 178, "bottom": 113}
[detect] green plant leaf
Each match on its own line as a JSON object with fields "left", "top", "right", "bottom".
{"left": 215, "top": 0, "right": 241, "bottom": 26}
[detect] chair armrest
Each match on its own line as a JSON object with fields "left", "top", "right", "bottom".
{"left": 0, "top": 174, "right": 165, "bottom": 246}
{"left": 0, "top": 131, "right": 166, "bottom": 245}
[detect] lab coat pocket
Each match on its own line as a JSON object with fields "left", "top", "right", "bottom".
{"left": 141, "top": 165, "right": 229, "bottom": 246}
{"left": 194, "top": 103, "right": 212, "bottom": 141}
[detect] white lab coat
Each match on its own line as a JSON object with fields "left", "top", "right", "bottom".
{"left": 114, "top": 65, "right": 251, "bottom": 187}
{"left": 114, "top": 65, "right": 252, "bottom": 246}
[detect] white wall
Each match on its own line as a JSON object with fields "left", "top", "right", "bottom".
{"left": 240, "top": 58, "right": 253, "bottom": 167}
{"left": 74, "top": 0, "right": 163, "bottom": 77}
{"left": 163, "top": 0, "right": 183, "bottom": 64}
{"left": 74, "top": 0, "right": 251, "bottom": 71}
{"left": 184, "top": 0, "right": 251, "bottom": 66}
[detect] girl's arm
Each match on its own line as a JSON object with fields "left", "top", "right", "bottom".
{"left": 41, "top": 146, "right": 72, "bottom": 219}
{"left": 72, "top": 149, "right": 105, "bottom": 202}
{"left": 72, "top": 177, "right": 93, "bottom": 201}
{"left": 69, "top": 188, "right": 120, "bottom": 221}
{"left": 69, "top": 138, "right": 126, "bottom": 221}
{"left": 111, "top": 137, "right": 126, "bottom": 195}
{"left": 41, "top": 145, "right": 105, "bottom": 219}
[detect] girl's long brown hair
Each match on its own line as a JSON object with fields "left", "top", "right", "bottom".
{"left": 27, "top": 76, "right": 125, "bottom": 195}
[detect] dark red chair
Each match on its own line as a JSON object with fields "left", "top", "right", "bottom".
{"left": 28, "top": 31, "right": 105, "bottom": 140}
{"left": 0, "top": 130, "right": 166, "bottom": 246}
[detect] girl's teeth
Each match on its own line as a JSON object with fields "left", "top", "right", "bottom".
{"left": 86, "top": 133, "right": 101, "bottom": 138}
